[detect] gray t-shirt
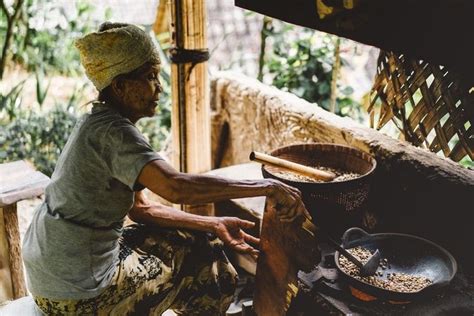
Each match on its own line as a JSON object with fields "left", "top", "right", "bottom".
{"left": 22, "top": 104, "right": 163, "bottom": 300}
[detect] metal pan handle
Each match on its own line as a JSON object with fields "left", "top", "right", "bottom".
{"left": 341, "top": 227, "right": 371, "bottom": 247}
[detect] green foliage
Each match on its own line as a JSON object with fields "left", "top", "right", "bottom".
{"left": 136, "top": 88, "right": 171, "bottom": 152}
{"left": 136, "top": 34, "right": 172, "bottom": 151}
{"left": 0, "top": 33, "right": 173, "bottom": 175}
{"left": 0, "top": 0, "right": 172, "bottom": 174}
{"left": 0, "top": 105, "right": 78, "bottom": 176}
{"left": 35, "top": 68, "right": 51, "bottom": 108}
{"left": 459, "top": 156, "right": 473, "bottom": 169}
{"left": 262, "top": 21, "right": 364, "bottom": 122}
{"left": 1, "top": 69, "right": 81, "bottom": 176}
{"left": 1, "top": 0, "right": 97, "bottom": 76}
{"left": 0, "top": 79, "right": 25, "bottom": 121}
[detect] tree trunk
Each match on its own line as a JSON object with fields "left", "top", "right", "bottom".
{"left": 0, "top": 0, "right": 24, "bottom": 79}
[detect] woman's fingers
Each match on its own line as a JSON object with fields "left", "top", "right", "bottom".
{"left": 233, "top": 241, "right": 259, "bottom": 258}
{"left": 277, "top": 198, "right": 300, "bottom": 221}
{"left": 238, "top": 219, "right": 256, "bottom": 229}
{"left": 273, "top": 183, "right": 312, "bottom": 222}
{"left": 250, "top": 249, "right": 260, "bottom": 260}
{"left": 244, "top": 232, "right": 260, "bottom": 246}
{"left": 294, "top": 199, "right": 311, "bottom": 219}
{"left": 277, "top": 204, "right": 310, "bottom": 222}
{"left": 287, "top": 186, "right": 302, "bottom": 198}
{"left": 234, "top": 242, "right": 250, "bottom": 252}
{"left": 284, "top": 204, "right": 298, "bottom": 221}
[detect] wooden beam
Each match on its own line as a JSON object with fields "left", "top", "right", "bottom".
{"left": 168, "top": 0, "right": 212, "bottom": 215}
{"left": 2, "top": 204, "right": 26, "bottom": 299}
{"left": 0, "top": 160, "right": 49, "bottom": 207}
{"left": 0, "top": 207, "right": 14, "bottom": 302}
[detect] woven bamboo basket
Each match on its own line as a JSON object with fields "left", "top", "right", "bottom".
{"left": 262, "top": 143, "right": 376, "bottom": 235}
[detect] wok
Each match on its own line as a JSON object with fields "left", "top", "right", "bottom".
{"left": 334, "top": 227, "right": 457, "bottom": 302}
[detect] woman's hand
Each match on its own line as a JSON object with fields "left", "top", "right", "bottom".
{"left": 265, "top": 178, "right": 311, "bottom": 222}
{"left": 214, "top": 217, "right": 260, "bottom": 259}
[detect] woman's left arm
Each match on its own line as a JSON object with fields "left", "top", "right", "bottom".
{"left": 129, "top": 191, "right": 260, "bottom": 258}
{"left": 137, "top": 159, "right": 310, "bottom": 222}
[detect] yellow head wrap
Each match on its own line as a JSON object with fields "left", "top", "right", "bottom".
{"left": 75, "top": 22, "right": 160, "bottom": 91}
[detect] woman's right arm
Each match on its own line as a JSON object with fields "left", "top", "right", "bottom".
{"left": 137, "top": 159, "right": 311, "bottom": 222}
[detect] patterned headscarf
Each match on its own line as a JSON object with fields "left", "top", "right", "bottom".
{"left": 75, "top": 22, "right": 160, "bottom": 91}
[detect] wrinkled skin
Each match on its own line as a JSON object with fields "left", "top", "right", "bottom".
{"left": 109, "top": 62, "right": 163, "bottom": 123}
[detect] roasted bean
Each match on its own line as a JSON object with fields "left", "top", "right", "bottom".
{"left": 338, "top": 246, "right": 432, "bottom": 293}
{"left": 273, "top": 166, "right": 360, "bottom": 183}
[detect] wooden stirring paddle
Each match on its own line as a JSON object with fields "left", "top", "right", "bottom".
{"left": 249, "top": 151, "right": 336, "bottom": 182}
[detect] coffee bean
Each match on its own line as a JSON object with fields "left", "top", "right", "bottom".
{"left": 338, "top": 246, "right": 432, "bottom": 293}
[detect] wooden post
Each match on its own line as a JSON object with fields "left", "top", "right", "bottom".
{"left": 0, "top": 207, "right": 14, "bottom": 301}
{"left": 0, "top": 160, "right": 50, "bottom": 302}
{"left": 0, "top": 204, "right": 27, "bottom": 300}
{"left": 168, "top": 0, "right": 213, "bottom": 215}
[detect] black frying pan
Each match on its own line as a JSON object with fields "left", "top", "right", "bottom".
{"left": 334, "top": 228, "right": 457, "bottom": 301}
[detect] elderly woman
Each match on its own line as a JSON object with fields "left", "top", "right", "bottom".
{"left": 22, "top": 22, "right": 309, "bottom": 315}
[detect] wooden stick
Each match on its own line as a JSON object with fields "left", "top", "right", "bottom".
{"left": 249, "top": 151, "right": 336, "bottom": 182}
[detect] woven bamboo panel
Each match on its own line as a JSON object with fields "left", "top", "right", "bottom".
{"left": 368, "top": 51, "right": 473, "bottom": 162}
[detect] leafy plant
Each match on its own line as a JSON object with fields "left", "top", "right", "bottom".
{"left": 66, "top": 82, "right": 87, "bottom": 110}
{"left": 0, "top": 79, "right": 25, "bottom": 121}
{"left": 261, "top": 21, "right": 365, "bottom": 122}
{"left": 0, "top": 104, "right": 78, "bottom": 176}
{"left": 1, "top": 0, "right": 98, "bottom": 76}
{"left": 0, "top": 75, "right": 81, "bottom": 176}
{"left": 0, "top": 15, "right": 173, "bottom": 174}
{"left": 35, "top": 68, "right": 51, "bottom": 108}
{"left": 459, "top": 155, "right": 473, "bottom": 169}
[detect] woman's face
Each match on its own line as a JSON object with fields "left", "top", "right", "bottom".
{"left": 116, "top": 62, "right": 163, "bottom": 123}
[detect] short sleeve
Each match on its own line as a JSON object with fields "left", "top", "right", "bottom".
{"left": 105, "top": 121, "right": 163, "bottom": 190}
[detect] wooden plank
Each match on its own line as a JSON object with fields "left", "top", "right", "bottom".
{"left": 0, "top": 207, "right": 14, "bottom": 302}
{"left": 2, "top": 204, "right": 26, "bottom": 299}
{"left": 0, "top": 160, "right": 27, "bottom": 175}
{"left": 0, "top": 161, "right": 50, "bottom": 207}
